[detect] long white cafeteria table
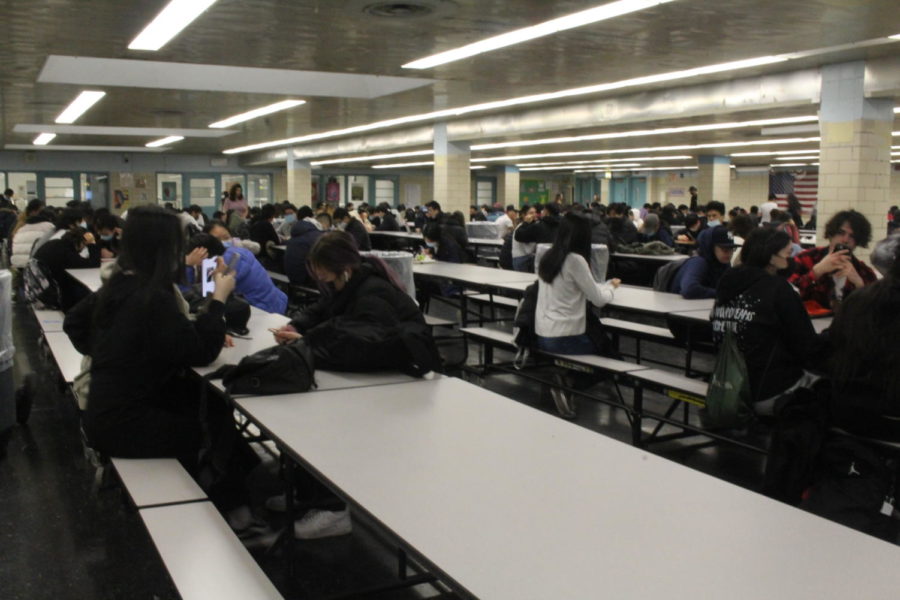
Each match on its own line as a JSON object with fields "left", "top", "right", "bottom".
{"left": 233, "top": 376, "right": 900, "bottom": 600}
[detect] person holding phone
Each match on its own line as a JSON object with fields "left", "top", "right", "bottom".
{"left": 188, "top": 232, "right": 287, "bottom": 314}
{"left": 789, "top": 210, "right": 877, "bottom": 309}
{"left": 63, "top": 206, "right": 246, "bottom": 496}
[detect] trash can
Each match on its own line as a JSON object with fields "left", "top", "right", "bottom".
{"left": 360, "top": 250, "right": 416, "bottom": 302}
{"left": 533, "top": 244, "right": 610, "bottom": 282}
{"left": 0, "top": 270, "right": 15, "bottom": 436}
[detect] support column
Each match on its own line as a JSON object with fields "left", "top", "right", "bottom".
{"left": 495, "top": 166, "right": 520, "bottom": 207}
{"left": 697, "top": 155, "right": 731, "bottom": 208}
{"left": 600, "top": 176, "right": 611, "bottom": 204}
{"left": 433, "top": 123, "right": 471, "bottom": 216}
{"left": 818, "top": 61, "right": 894, "bottom": 260}
{"left": 286, "top": 151, "right": 312, "bottom": 208}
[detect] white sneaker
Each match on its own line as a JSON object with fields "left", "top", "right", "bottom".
{"left": 293, "top": 509, "right": 352, "bottom": 539}
{"left": 550, "top": 375, "right": 576, "bottom": 419}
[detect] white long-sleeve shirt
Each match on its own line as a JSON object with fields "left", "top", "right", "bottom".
{"left": 535, "top": 253, "right": 615, "bottom": 337}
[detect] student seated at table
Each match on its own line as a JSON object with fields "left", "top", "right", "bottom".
{"left": 188, "top": 233, "right": 287, "bottom": 314}
{"left": 535, "top": 214, "right": 620, "bottom": 416}
{"left": 514, "top": 202, "right": 560, "bottom": 246}
{"left": 284, "top": 206, "right": 324, "bottom": 286}
{"left": 711, "top": 228, "right": 821, "bottom": 413}
{"left": 372, "top": 202, "right": 401, "bottom": 231}
{"left": 203, "top": 219, "right": 261, "bottom": 255}
{"left": 333, "top": 207, "right": 371, "bottom": 251}
{"left": 511, "top": 205, "right": 538, "bottom": 272}
{"left": 32, "top": 227, "right": 101, "bottom": 311}
{"left": 64, "top": 206, "right": 259, "bottom": 528}
{"left": 9, "top": 199, "right": 55, "bottom": 269}
{"left": 637, "top": 213, "right": 674, "bottom": 247}
{"left": 788, "top": 209, "right": 877, "bottom": 310}
{"left": 669, "top": 226, "right": 736, "bottom": 299}
{"left": 272, "top": 231, "right": 438, "bottom": 374}
{"left": 605, "top": 202, "right": 638, "bottom": 247}
{"left": 248, "top": 203, "right": 280, "bottom": 252}
{"left": 423, "top": 223, "right": 465, "bottom": 263}
{"left": 674, "top": 213, "right": 702, "bottom": 245}
{"left": 93, "top": 212, "right": 121, "bottom": 260}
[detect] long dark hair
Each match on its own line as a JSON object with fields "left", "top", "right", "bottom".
{"left": 94, "top": 205, "right": 184, "bottom": 325}
{"left": 829, "top": 241, "right": 900, "bottom": 403}
{"left": 739, "top": 227, "right": 790, "bottom": 268}
{"left": 306, "top": 231, "right": 405, "bottom": 294}
{"left": 228, "top": 183, "right": 243, "bottom": 202}
{"left": 538, "top": 213, "right": 591, "bottom": 283}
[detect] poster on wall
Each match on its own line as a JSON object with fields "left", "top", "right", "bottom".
{"left": 119, "top": 173, "right": 134, "bottom": 188}
{"left": 113, "top": 189, "right": 129, "bottom": 211}
{"left": 325, "top": 177, "right": 340, "bottom": 206}
{"left": 405, "top": 183, "right": 421, "bottom": 205}
{"left": 162, "top": 182, "right": 178, "bottom": 204}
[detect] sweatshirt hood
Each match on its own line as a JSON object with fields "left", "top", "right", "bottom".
{"left": 290, "top": 218, "right": 321, "bottom": 237}
{"left": 716, "top": 265, "right": 771, "bottom": 303}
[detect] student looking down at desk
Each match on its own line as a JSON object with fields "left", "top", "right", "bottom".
{"left": 788, "top": 209, "right": 877, "bottom": 310}
{"left": 272, "top": 231, "right": 440, "bottom": 374}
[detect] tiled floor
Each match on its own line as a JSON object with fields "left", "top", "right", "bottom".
{"left": 1, "top": 298, "right": 765, "bottom": 600}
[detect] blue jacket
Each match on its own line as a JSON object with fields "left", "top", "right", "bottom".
{"left": 225, "top": 246, "right": 287, "bottom": 314}
{"left": 284, "top": 219, "right": 323, "bottom": 286}
{"left": 669, "top": 229, "right": 730, "bottom": 299}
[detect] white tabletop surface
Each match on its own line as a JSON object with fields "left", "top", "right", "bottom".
{"left": 612, "top": 252, "right": 687, "bottom": 262}
{"left": 66, "top": 267, "right": 102, "bottom": 293}
{"left": 194, "top": 310, "right": 291, "bottom": 377}
{"left": 671, "top": 309, "right": 833, "bottom": 334}
{"left": 412, "top": 262, "right": 537, "bottom": 286}
{"left": 608, "top": 284, "right": 715, "bottom": 314}
{"left": 234, "top": 377, "right": 900, "bottom": 599}
{"left": 33, "top": 309, "right": 65, "bottom": 332}
{"left": 370, "top": 230, "right": 422, "bottom": 239}
{"left": 468, "top": 237, "right": 504, "bottom": 247}
{"left": 139, "top": 502, "right": 284, "bottom": 600}
{"left": 43, "top": 331, "right": 83, "bottom": 383}
{"left": 111, "top": 457, "right": 207, "bottom": 508}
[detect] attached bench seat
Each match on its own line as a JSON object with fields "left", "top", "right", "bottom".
{"left": 139, "top": 502, "right": 284, "bottom": 600}
{"left": 424, "top": 314, "right": 456, "bottom": 328}
{"left": 630, "top": 368, "right": 708, "bottom": 405}
{"left": 599, "top": 317, "right": 676, "bottom": 364}
{"left": 111, "top": 457, "right": 207, "bottom": 509}
{"left": 467, "top": 293, "right": 519, "bottom": 309}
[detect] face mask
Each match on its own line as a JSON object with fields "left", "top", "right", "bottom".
{"left": 707, "top": 219, "right": 721, "bottom": 228}
{"left": 222, "top": 240, "right": 233, "bottom": 248}
{"left": 100, "top": 234, "right": 114, "bottom": 241}
{"left": 336, "top": 222, "right": 347, "bottom": 231}
{"left": 79, "top": 220, "right": 87, "bottom": 229}
{"left": 425, "top": 241, "right": 437, "bottom": 249}
{"left": 284, "top": 214, "right": 296, "bottom": 224}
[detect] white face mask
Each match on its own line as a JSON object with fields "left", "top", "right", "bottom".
{"left": 336, "top": 222, "right": 347, "bottom": 231}
{"left": 707, "top": 219, "right": 721, "bottom": 228}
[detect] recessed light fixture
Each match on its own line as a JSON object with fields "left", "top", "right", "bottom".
{"left": 209, "top": 100, "right": 306, "bottom": 128}
{"left": 517, "top": 155, "right": 692, "bottom": 167}
{"left": 223, "top": 54, "right": 789, "bottom": 155}
{"left": 55, "top": 91, "right": 106, "bottom": 124}
{"left": 471, "top": 116, "right": 818, "bottom": 151}
{"left": 771, "top": 163, "right": 809, "bottom": 167}
{"left": 890, "top": 34, "right": 900, "bottom": 40}
{"left": 33, "top": 133, "right": 56, "bottom": 145}
{"left": 521, "top": 163, "right": 643, "bottom": 171}
{"left": 574, "top": 165, "right": 697, "bottom": 173}
{"left": 312, "top": 149, "right": 434, "bottom": 166}
{"left": 774, "top": 155, "right": 819, "bottom": 160}
{"left": 145, "top": 135, "right": 184, "bottom": 148}
{"left": 129, "top": 0, "right": 219, "bottom": 51}
{"left": 731, "top": 149, "right": 819, "bottom": 157}
{"left": 402, "top": 0, "right": 677, "bottom": 69}
{"left": 894, "top": 107, "right": 900, "bottom": 113}
{"left": 470, "top": 166, "right": 487, "bottom": 170}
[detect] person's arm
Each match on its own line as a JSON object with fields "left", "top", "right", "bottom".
{"left": 678, "top": 258, "right": 716, "bottom": 299}
{"left": 658, "top": 228, "right": 674, "bottom": 247}
{"left": 63, "top": 292, "right": 97, "bottom": 355}
{"left": 567, "top": 255, "right": 617, "bottom": 307}
{"left": 776, "top": 280, "right": 820, "bottom": 368}
{"left": 514, "top": 221, "right": 540, "bottom": 243}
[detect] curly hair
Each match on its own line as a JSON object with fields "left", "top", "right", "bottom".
{"left": 824, "top": 210, "right": 871, "bottom": 248}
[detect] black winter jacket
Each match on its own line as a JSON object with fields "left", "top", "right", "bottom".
{"left": 33, "top": 238, "right": 101, "bottom": 311}
{"left": 284, "top": 220, "right": 323, "bottom": 286}
{"left": 514, "top": 215, "right": 560, "bottom": 245}
{"left": 711, "top": 265, "right": 821, "bottom": 401}
{"left": 289, "top": 262, "right": 438, "bottom": 373}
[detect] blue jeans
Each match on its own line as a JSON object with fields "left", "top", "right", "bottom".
{"left": 512, "top": 255, "right": 535, "bottom": 272}
{"left": 536, "top": 333, "right": 596, "bottom": 355}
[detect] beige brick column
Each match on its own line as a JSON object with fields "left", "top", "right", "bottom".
{"left": 600, "top": 176, "right": 611, "bottom": 203}
{"left": 286, "top": 151, "right": 312, "bottom": 208}
{"left": 495, "top": 166, "right": 520, "bottom": 208}
{"left": 818, "top": 62, "right": 894, "bottom": 261}
{"left": 697, "top": 155, "right": 731, "bottom": 208}
{"left": 433, "top": 123, "right": 471, "bottom": 216}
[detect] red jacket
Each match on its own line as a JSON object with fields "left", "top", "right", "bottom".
{"left": 788, "top": 246, "right": 877, "bottom": 308}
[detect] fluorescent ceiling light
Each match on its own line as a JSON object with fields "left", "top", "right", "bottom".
{"left": 771, "top": 163, "right": 809, "bottom": 167}
{"left": 15, "top": 124, "right": 234, "bottom": 137}
{"left": 55, "top": 91, "right": 106, "bottom": 124}
{"left": 891, "top": 34, "right": 900, "bottom": 40}
{"left": 128, "top": 0, "right": 219, "bottom": 51}
{"left": 730, "top": 148, "right": 819, "bottom": 157}
{"left": 521, "top": 163, "right": 643, "bottom": 171}
{"left": 7, "top": 143, "right": 168, "bottom": 153}
{"left": 574, "top": 165, "right": 697, "bottom": 173}
{"left": 33, "top": 133, "right": 56, "bottom": 145}
{"left": 894, "top": 107, "right": 899, "bottom": 113}
{"left": 516, "top": 155, "right": 692, "bottom": 167}
{"left": 470, "top": 137, "right": 821, "bottom": 163}
{"left": 775, "top": 155, "right": 819, "bottom": 160}
{"left": 209, "top": 100, "right": 305, "bottom": 129}
{"left": 145, "top": 135, "right": 184, "bottom": 148}
{"left": 471, "top": 116, "right": 818, "bottom": 151}
{"left": 470, "top": 166, "right": 487, "bottom": 170}
{"left": 403, "top": 0, "right": 677, "bottom": 69}
{"left": 223, "top": 54, "right": 788, "bottom": 155}
{"left": 372, "top": 161, "right": 435, "bottom": 169}
{"left": 312, "top": 149, "right": 434, "bottom": 166}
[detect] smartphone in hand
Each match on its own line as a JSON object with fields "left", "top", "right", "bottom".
{"left": 201, "top": 258, "right": 217, "bottom": 297}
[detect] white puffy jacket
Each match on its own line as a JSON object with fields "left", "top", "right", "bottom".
{"left": 11, "top": 221, "right": 55, "bottom": 268}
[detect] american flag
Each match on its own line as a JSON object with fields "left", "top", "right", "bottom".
{"left": 769, "top": 171, "right": 818, "bottom": 214}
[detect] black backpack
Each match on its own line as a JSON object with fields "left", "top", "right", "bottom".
{"left": 652, "top": 258, "right": 687, "bottom": 292}
{"left": 218, "top": 340, "right": 316, "bottom": 396}
{"left": 23, "top": 258, "right": 61, "bottom": 309}
{"left": 512, "top": 281, "right": 539, "bottom": 368}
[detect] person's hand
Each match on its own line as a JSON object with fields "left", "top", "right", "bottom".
{"left": 675, "top": 234, "right": 690, "bottom": 243}
{"left": 211, "top": 270, "right": 236, "bottom": 302}
{"left": 812, "top": 249, "right": 849, "bottom": 279}
{"left": 608, "top": 278, "right": 622, "bottom": 289}
{"left": 185, "top": 247, "right": 208, "bottom": 267}
{"left": 223, "top": 334, "right": 235, "bottom": 348}
{"left": 271, "top": 324, "right": 301, "bottom": 345}
{"left": 100, "top": 248, "right": 115, "bottom": 260}
{"left": 83, "top": 232, "right": 96, "bottom": 245}
{"left": 524, "top": 212, "right": 536, "bottom": 223}
{"left": 836, "top": 261, "right": 864, "bottom": 288}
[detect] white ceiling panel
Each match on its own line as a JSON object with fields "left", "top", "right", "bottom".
{"left": 37, "top": 55, "right": 435, "bottom": 99}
